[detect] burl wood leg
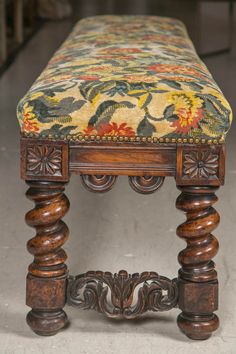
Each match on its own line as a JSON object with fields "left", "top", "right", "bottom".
{"left": 25, "top": 181, "right": 69, "bottom": 336}
{"left": 176, "top": 186, "right": 220, "bottom": 340}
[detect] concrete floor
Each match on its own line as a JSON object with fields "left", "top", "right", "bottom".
{"left": 0, "top": 13, "right": 236, "bottom": 354}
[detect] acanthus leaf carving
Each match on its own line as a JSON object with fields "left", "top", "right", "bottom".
{"left": 67, "top": 270, "right": 178, "bottom": 319}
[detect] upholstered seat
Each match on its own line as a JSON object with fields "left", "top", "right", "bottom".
{"left": 17, "top": 15, "right": 232, "bottom": 143}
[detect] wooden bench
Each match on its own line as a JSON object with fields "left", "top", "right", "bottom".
{"left": 17, "top": 15, "right": 233, "bottom": 340}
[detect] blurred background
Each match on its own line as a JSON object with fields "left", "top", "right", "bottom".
{"left": 0, "top": 0, "right": 235, "bottom": 73}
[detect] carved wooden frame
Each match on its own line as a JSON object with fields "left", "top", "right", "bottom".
{"left": 21, "top": 136, "right": 225, "bottom": 340}
{"left": 21, "top": 138, "right": 225, "bottom": 186}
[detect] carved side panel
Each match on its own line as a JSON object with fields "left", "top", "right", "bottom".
{"left": 176, "top": 145, "right": 225, "bottom": 186}
{"left": 21, "top": 138, "right": 69, "bottom": 181}
{"left": 67, "top": 270, "right": 178, "bottom": 319}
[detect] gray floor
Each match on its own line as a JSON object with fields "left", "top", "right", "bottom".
{"left": 0, "top": 14, "right": 236, "bottom": 354}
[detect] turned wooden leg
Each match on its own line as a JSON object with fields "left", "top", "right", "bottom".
{"left": 176, "top": 186, "right": 219, "bottom": 340}
{"left": 25, "top": 181, "right": 69, "bottom": 336}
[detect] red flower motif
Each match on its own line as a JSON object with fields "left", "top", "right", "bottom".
{"left": 143, "top": 34, "right": 185, "bottom": 45}
{"left": 23, "top": 107, "right": 39, "bottom": 133}
{"left": 78, "top": 75, "right": 100, "bottom": 81}
{"left": 148, "top": 64, "right": 205, "bottom": 79}
{"left": 101, "top": 48, "right": 142, "bottom": 54}
{"left": 95, "top": 55, "right": 134, "bottom": 60}
{"left": 156, "top": 75, "right": 195, "bottom": 82}
{"left": 83, "top": 126, "right": 97, "bottom": 135}
{"left": 23, "top": 119, "right": 39, "bottom": 133}
{"left": 49, "top": 54, "right": 71, "bottom": 65}
{"left": 84, "top": 123, "right": 135, "bottom": 137}
{"left": 171, "top": 108, "right": 203, "bottom": 134}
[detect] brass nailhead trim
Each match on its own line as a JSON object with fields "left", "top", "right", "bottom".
{"left": 21, "top": 132, "right": 225, "bottom": 145}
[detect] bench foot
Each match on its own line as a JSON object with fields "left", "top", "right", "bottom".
{"left": 26, "top": 309, "right": 68, "bottom": 336}
{"left": 177, "top": 313, "right": 219, "bottom": 340}
{"left": 176, "top": 186, "right": 220, "bottom": 340}
{"left": 25, "top": 181, "right": 70, "bottom": 336}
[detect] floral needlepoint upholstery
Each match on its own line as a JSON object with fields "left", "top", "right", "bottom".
{"left": 17, "top": 15, "right": 233, "bottom": 143}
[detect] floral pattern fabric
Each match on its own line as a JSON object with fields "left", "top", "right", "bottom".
{"left": 17, "top": 15, "right": 233, "bottom": 143}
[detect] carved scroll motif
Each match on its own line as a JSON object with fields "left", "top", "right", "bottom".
{"left": 67, "top": 270, "right": 178, "bottom": 319}
{"left": 129, "top": 176, "right": 165, "bottom": 194}
{"left": 81, "top": 175, "right": 117, "bottom": 193}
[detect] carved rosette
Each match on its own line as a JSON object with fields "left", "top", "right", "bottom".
{"left": 67, "top": 270, "right": 178, "bottom": 319}
{"left": 176, "top": 146, "right": 224, "bottom": 186}
{"left": 27, "top": 145, "right": 62, "bottom": 176}
{"left": 183, "top": 151, "right": 218, "bottom": 179}
{"left": 21, "top": 139, "right": 69, "bottom": 181}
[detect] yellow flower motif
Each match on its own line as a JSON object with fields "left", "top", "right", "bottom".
{"left": 22, "top": 103, "right": 40, "bottom": 133}
{"left": 23, "top": 103, "right": 35, "bottom": 120}
{"left": 169, "top": 92, "right": 202, "bottom": 119}
{"left": 167, "top": 92, "right": 204, "bottom": 133}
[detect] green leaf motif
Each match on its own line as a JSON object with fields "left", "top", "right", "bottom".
{"left": 40, "top": 124, "right": 77, "bottom": 137}
{"left": 30, "top": 96, "right": 86, "bottom": 123}
{"left": 198, "top": 94, "right": 231, "bottom": 134}
{"left": 160, "top": 79, "right": 181, "bottom": 90}
{"left": 184, "top": 81, "right": 203, "bottom": 92}
{"left": 203, "top": 94, "right": 231, "bottom": 118}
{"left": 200, "top": 113, "right": 228, "bottom": 137}
{"left": 89, "top": 100, "right": 135, "bottom": 126}
{"left": 48, "top": 115, "right": 72, "bottom": 123}
{"left": 163, "top": 104, "right": 175, "bottom": 119}
{"left": 79, "top": 81, "right": 99, "bottom": 100}
{"left": 80, "top": 81, "right": 118, "bottom": 101}
{"left": 141, "top": 93, "right": 152, "bottom": 109}
{"left": 137, "top": 117, "right": 156, "bottom": 136}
